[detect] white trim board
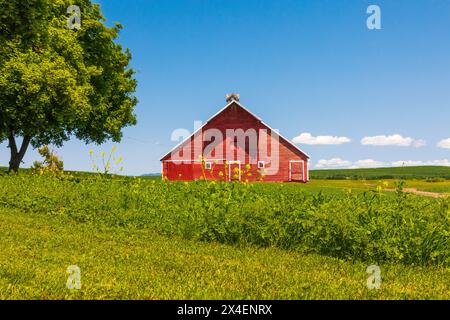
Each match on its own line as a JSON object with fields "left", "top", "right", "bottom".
{"left": 228, "top": 161, "right": 241, "bottom": 182}
{"left": 289, "top": 160, "right": 305, "bottom": 182}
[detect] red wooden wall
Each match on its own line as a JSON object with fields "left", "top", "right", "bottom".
{"left": 161, "top": 102, "right": 309, "bottom": 182}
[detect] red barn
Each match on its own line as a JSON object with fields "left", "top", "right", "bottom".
{"left": 160, "top": 94, "right": 310, "bottom": 182}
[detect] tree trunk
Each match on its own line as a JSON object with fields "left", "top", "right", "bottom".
{"left": 7, "top": 132, "right": 31, "bottom": 173}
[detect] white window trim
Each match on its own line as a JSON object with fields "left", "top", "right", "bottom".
{"left": 204, "top": 161, "right": 213, "bottom": 170}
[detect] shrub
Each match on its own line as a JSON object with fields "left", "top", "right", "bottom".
{"left": 31, "top": 146, "right": 64, "bottom": 176}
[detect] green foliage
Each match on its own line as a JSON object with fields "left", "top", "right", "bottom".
{"left": 0, "top": 175, "right": 449, "bottom": 267}
{"left": 0, "top": 0, "right": 137, "bottom": 170}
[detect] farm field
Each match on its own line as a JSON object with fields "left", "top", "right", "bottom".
{"left": 1, "top": 207, "right": 449, "bottom": 300}
{"left": 0, "top": 168, "right": 449, "bottom": 299}
{"left": 309, "top": 166, "right": 450, "bottom": 180}
{"left": 305, "top": 179, "right": 450, "bottom": 196}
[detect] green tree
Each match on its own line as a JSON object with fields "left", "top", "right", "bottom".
{"left": 0, "top": 0, "right": 137, "bottom": 172}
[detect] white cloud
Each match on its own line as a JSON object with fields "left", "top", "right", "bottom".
{"left": 412, "top": 139, "right": 427, "bottom": 148}
{"left": 426, "top": 159, "right": 450, "bottom": 166}
{"left": 361, "top": 134, "right": 426, "bottom": 147}
{"left": 293, "top": 133, "right": 351, "bottom": 145}
{"left": 352, "top": 159, "right": 386, "bottom": 168}
{"left": 315, "top": 158, "right": 352, "bottom": 169}
{"left": 437, "top": 138, "right": 450, "bottom": 149}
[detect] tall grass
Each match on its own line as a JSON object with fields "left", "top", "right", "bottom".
{"left": 0, "top": 174, "right": 449, "bottom": 266}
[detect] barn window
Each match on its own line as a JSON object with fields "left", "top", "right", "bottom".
{"left": 258, "top": 161, "right": 265, "bottom": 169}
{"left": 204, "top": 162, "right": 213, "bottom": 170}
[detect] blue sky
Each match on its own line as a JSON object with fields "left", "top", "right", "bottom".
{"left": 1, "top": 0, "right": 450, "bottom": 175}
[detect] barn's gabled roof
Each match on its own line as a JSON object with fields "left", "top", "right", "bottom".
{"left": 160, "top": 100, "right": 310, "bottom": 161}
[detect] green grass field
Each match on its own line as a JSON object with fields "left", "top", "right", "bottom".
{"left": 310, "top": 166, "right": 450, "bottom": 180}
{"left": 0, "top": 167, "right": 449, "bottom": 299}
{"left": 1, "top": 207, "right": 449, "bottom": 299}
{"left": 305, "top": 179, "right": 450, "bottom": 195}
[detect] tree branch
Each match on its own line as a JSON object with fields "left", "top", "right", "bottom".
{"left": 7, "top": 130, "right": 17, "bottom": 155}
{"left": 18, "top": 135, "right": 31, "bottom": 159}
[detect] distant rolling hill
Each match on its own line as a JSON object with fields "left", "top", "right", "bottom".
{"left": 309, "top": 166, "right": 450, "bottom": 180}
{"left": 141, "top": 173, "right": 161, "bottom": 177}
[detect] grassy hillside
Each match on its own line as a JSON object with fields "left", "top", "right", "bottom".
{"left": 1, "top": 208, "right": 449, "bottom": 299}
{"left": 0, "top": 173, "right": 449, "bottom": 299}
{"left": 310, "top": 166, "right": 450, "bottom": 180}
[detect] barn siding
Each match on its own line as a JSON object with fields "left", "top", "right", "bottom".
{"left": 162, "top": 102, "right": 309, "bottom": 182}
